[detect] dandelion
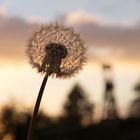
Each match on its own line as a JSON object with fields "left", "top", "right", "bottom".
{"left": 26, "top": 23, "right": 86, "bottom": 140}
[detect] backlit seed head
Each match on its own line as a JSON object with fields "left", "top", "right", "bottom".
{"left": 26, "top": 23, "right": 86, "bottom": 78}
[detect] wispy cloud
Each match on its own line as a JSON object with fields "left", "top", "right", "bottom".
{"left": 64, "top": 11, "right": 101, "bottom": 24}
{"left": 62, "top": 12, "right": 140, "bottom": 61}
{"left": 0, "top": 16, "right": 35, "bottom": 64}
{"left": 27, "top": 16, "right": 45, "bottom": 24}
{"left": 0, "top": 12, "right": 140, "bottom": 65}
{"left": 0, "top": 4, "right": 7, "bottom": 15}
{"left": 0, "top": 0, "right": 13, "bottom": 16}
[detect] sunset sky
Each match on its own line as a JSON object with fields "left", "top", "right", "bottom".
{"left": 0, "top": 0, "right": 140, "bottom": 120}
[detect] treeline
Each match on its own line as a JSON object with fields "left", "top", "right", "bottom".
{"left": 0, "top": 83, "right": 140, "bottom": 140}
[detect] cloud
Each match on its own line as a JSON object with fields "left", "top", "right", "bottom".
{"left": 64, "top": 11, "right": 101, "bottom": 24}
{"left": 0, "top": 0, "right": 13, "bottom": 16}
{"left": 0, "top": 12, "right": 140, "bottom": 65}
{"left": 27, "top": 16, "right": 45, "bottom": 24}
{"left": 0, "top": 5, "right": 7, "bottom": 15}
{"left": 0, "top": 16, "right": 35, "bottom": 64}
{"left": 62, "top": 12, "right": 140, "bottom": 61}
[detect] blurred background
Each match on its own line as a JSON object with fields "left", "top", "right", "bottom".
{"left": 0, "top": 0, "right": 140, "bottom": 140}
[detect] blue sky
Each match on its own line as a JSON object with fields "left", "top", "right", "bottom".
{"left": 0, "top": 0, "right": 140, "bottom": 24}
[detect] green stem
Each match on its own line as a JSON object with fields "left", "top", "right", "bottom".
{"left": 27, "top": 74, "right": 49, "bottom": 140}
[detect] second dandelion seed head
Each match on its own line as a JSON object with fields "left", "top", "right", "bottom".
{"left": 27, "top": 23, "right": 86, "bottom": 78}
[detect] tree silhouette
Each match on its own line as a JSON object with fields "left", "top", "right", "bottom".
{"left": 0, "top": 105, "right": 52, "bottom": 140}
{"left": 63, "top": 84, "right": 94, "bottom": 127}
{"left": 0, "top": 105, "right": 28, "bottom": 140}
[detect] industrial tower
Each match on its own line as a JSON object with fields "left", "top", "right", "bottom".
{"left": 102, "top": 64, "right": 118, "bottom": 120}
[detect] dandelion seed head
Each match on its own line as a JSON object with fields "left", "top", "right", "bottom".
{"left": 27, "top": 23, "right": 86, "bottom": 78}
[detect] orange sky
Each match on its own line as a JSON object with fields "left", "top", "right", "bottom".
{"left": 0, "top": 61, "right": 140, "bottom": 120}
{"left": 0, "top": 12, "right": 140, "bottom": 120}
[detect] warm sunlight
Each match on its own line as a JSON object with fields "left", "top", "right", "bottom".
{"left": 0, "top": 0, "right": 140, "bottom": 139}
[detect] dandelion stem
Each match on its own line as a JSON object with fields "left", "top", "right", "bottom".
{"left": 27, "top": 73, "right": 49, "bottom": 140}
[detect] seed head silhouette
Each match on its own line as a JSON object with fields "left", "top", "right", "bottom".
{"left": 26, "top": 22, "right": 87, "bottom": 140}
{"left": 27, "top": 23, "right": 86, "bottom": 78}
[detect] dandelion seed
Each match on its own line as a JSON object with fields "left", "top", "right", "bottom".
{"left": 27, "top": 23, "right": 86, "bottom": 78}
{"left": 26, "top": 22, "right": 86, "bottom": 140}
